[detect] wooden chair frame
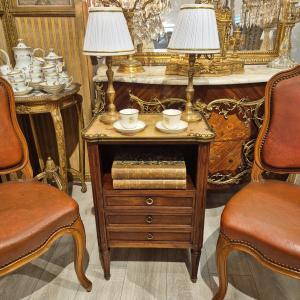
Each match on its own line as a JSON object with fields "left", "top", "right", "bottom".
{"left": 0, "top": 78, "right": 92, "bottom": 292}
{"left": 212, "top": 65, "right": 300, "bottom": 300}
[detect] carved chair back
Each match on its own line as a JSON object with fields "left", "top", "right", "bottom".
{"left": 252, "top": 65, "right": 300, "bottom": 180}
{"left": 0, "top": 78, "right": 32, "bottom": 178}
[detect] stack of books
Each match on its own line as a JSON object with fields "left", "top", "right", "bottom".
{"left": 112, "top": 150, "right": 187, "bottom": 189}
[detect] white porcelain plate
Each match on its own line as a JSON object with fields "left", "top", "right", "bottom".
{"left": 113, "top": 120, "right": 146, "bottom": 134}
{"left": 155, "top": 120, "right": 188, "bottom": 134}
{"left": 14, "top": 86, "right": 33, "bottom": 96}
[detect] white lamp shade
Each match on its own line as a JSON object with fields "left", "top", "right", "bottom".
{"left": 168, "top": 4, "right": 220, "bottom": 54}
{"left": 83, "top": 7, "right": 135, "bottom": 56}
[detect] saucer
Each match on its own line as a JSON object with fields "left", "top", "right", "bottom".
{"left": 14, "top": 86, "right": 33, "bottom": 96}
{"left": 155, "top": 120, "right": 188, "bottom": 134}
{"left": 113, "top": 120, "right": 146, "bottom": 134}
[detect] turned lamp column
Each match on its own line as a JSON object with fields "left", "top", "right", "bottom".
{"left": 83, "top": 6, "right": 135, "bottom": 124}
{"left": 167, "top": 3, "right": 220, "bottom": 122}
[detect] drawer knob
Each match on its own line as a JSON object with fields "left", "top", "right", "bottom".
{"left": 145, "top": 215, "right": 153, "bottom": 224}
{"left": 145, "top": 197, "right": 154, "bottom": 206}
{"left": 147, "top": 233, "right": 154, "bottom": 240}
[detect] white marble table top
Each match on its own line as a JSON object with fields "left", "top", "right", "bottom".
{"left": 94, "top": 65, "right": 284, "bottom": 86}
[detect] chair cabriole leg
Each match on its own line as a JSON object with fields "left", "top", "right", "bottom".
{"left": 71, "top": 218, "right": 92, "bottom": 292}
{"left": 212, "top": 234, "right": 231, "bottom": 300}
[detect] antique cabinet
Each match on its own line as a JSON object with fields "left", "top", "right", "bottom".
{"left": 93, "top": 65, "right": 282, "bottom": 188}
{"left": 83, "top": 114, "right": 215, "bottom": 282}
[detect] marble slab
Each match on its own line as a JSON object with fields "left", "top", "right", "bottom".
{"left": 94, "top": 65, "right": 285, "bottom": 86}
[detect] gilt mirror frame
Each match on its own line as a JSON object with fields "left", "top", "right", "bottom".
{"left": 113, "top": 0, "right": 288, "bottom": 66}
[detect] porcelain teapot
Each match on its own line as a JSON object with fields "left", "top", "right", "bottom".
{"left": 13, "top": 39, "right": 44, "bottom": 74}
{"left": 0, "top": 49, "right": 12, "bottom": 77}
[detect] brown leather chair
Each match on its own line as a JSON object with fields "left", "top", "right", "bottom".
{"left": 0, "top": 78, "right": 92, "bottom": 291}
{"left": 213, "top": 66, "right": 300, "bottom": 300}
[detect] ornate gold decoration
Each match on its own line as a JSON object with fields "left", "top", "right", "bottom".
{"left": 108, "top": 0, "right": 298, "bottom": 67}
{"left": 15, "top": 84, "right": 86, "bottom": 193}
{"left": 34, "top": 157, "right": 63, "bottom": 190}
{"left": 94, "top": 82, "right": 106, "bottom": 116}
{"left": 127, "top": 91, "right": 265, "bottom": 185}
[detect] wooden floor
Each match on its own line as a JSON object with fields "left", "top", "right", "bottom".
{"left": 1, "top": 183, "right": 299, "bottom": 300}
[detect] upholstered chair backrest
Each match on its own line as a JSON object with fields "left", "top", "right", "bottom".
{"left": 0, "top": 78, "right": 31, "bottom": 177}
{"left": 254, "top": 65, "right": 300, "bottom": 175}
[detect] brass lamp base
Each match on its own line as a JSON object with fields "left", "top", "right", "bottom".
{"left": 182, "top": 110, "right": 202, "bottom": 122}
{"left": 100, "top": 111, "right": 119, "bottom": 124}
{"left": 117, "top": 55, "right": 145, "bottom": 74}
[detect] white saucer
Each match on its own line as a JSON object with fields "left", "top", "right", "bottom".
{"left": 155, "top": 120, "right": 188, "bottom": 134}
{"left": 14, "top": 87, "right": 33, "bottom": 96}
{"left": 113, "top": 120, "right": 146, "bottom": 134}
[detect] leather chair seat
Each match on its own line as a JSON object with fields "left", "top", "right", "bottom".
{"left": 221, "top": 180, "right": 300, "bottom": 272}
{"left": 0, "top": 182, "right": 79, "bottom": 269}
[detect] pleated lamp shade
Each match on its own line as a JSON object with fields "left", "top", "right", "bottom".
{"left": 168, "top": 4, "right": 220, "bottom": 54}
{"left": 83, "top": 7, "right": 135, "bottom": 56}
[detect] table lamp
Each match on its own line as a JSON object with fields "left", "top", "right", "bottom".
{"left": 167, "top": 3, "right": 220, "bottom": 122}
{"left": 83, "top": 7, "right": 135, "bottom": 124}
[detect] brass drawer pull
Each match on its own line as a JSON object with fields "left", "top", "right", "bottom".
{"left": 147, "top": 233, "right": 154, "bottom": 240}
{"left": 145, "top": 215, "right": 153, "bottom": 224}
{"left": 145, "top": 197, "right": 154, "bottom": 206}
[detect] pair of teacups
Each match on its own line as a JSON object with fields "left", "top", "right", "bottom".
{"left": 119, "top": 108, "right": 182, "bottom": 130}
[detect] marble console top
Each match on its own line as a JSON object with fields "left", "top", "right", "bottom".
{"left": 94, "top": 65, "right": 284, "bottom": 86}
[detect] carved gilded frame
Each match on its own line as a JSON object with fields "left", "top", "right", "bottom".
{"left": 121, "top": 3, "right": 286, "bottom": 65}
{"left": 10, "top": 0, "right": 75, "bottom": 16}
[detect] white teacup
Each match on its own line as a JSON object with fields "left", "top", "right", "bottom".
{"left": 42, "top": 64, "right": 58, "bottom": 76}
{"left": 31, "top": 73, "right": 44, "bottom": 83}
{"left": 59, "top": 72, "right": 73, "bottom": 88}
{"left": 119, "top": 108, "right": 139, "bottom": 129}
{"left": 12, "top": 79, "right": 28, "bottom": 92}
{"left": 45, "top": 75, "right": 59, "bottom": 86}
{"left": 32, "top": 57, "right": 45, "bottom": 67}
{"left": 162, "top": 109, "right": 182, "bottom": 130}
{"left": 7, "top": 70, "right": 26, "bottom": 82}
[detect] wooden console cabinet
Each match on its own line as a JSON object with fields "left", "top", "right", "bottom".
{"left": 83, "top": 114, "right": 215, "bottom": 282}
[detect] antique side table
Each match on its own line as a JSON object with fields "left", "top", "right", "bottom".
{"left": 83, "top": 113, "right": 215, "bottom": 282}
{"left": 15, "top": 83, "right": 86, "bottom": 193}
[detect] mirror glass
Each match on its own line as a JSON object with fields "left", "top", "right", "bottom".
{"left": 137, "top": 0, "right": 281, "bottom": 52}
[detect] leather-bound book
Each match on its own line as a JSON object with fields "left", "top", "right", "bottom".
{"left": 112, "top": 151, "right": 186, "bottom": 180}
{"left": 113, "top": 179, "right": 187, "bottom": 190}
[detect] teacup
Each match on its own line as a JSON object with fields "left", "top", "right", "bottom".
{"left": 31, "top": 72, "right": 44, "bottom": 83}
{"left": 42, "top": 64, "right": 58, "bottom": 76}
{"left": 59, "top": 72, "right": 73, "bottom": 88}
{"left": 32, "top": 57, "right": 45, "bottom": 67}
{"left": 119, "top": 108, "right": 139, "bottom": 129}
{"left": 11, "top": 79, "right": 28, "bottom": 92}
{"left": 7, "top": 70, "right": 26, "bottom": 82}
{"left": 162, "top": 109, "right": 182, "bottom": 130}
{"left": 45, "top": 75, "right": 60, "bottom": 86}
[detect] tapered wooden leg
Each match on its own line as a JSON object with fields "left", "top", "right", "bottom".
{"left": 191, "top": 249, "right": 201, "bottom": 283}
{"left": 212, "top": 235, "right": 231, "bottom": 300}
{"left": 101, "top": 249, "right": 111, "bottom": 280}
{"left": 71, "top": 218, "right": 92, "bottom": 292}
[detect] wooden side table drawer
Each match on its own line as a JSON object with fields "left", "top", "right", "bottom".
{"left": 105, "top": 196, "right": 193, "bottom": 207}
{"left": 106, "top": 214, "right": 192, "bottom": 225}
{"left": 108, "top": 231, "right": 192, "bottom": 242}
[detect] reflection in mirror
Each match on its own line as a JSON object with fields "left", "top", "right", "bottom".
{"left": 140, "top": 0, "right": 281, "bottom": 52}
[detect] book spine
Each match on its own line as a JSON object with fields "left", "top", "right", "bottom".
{"left": 113, "top": 179, "right": 186, "bottom": 190}
{"left": 112, "top": 167, "right": 186, "bottom": 180}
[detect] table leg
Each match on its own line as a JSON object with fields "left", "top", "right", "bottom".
{"left": 50, "top": 107, "right": 68, "bottom": 193}
{"left": 29, "top": 114, "right": 45, "bottom": 172}
{"left": 75, "top": 99, "right": 87, "bottom": 193}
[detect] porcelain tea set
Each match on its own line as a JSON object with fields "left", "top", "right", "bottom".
{"left": 113, "top": 108, "right": 188, "bottom": 134}
{"left": 0, "top": 39, "right": 73, "bottom": 96}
